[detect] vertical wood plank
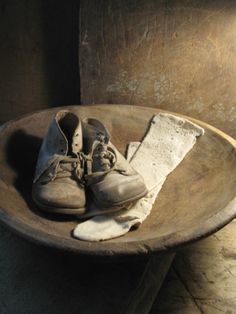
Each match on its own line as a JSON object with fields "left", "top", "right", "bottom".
{"left": 125, "top": 253, "right": 175, "bottom": 314}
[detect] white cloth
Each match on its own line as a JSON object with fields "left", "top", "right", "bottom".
{"left": 73, "top": 113, "right": 204, "bottom": 241}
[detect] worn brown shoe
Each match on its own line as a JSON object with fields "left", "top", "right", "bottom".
{"left": 81, "top": 118, "right": 148, "bottom": 214}
{"left": 32, "top": 110, "right": 86, "bottom": 214}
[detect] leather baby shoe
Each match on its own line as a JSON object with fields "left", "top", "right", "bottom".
{"left": 81, "top": 118, "right": 148, "bottom": 214}
{"left": 32, "top": 110, "right": 86, "bottom": 214}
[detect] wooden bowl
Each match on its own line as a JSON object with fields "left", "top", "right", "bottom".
{"left": 0, "top": 105, "right": 236, "bottom": 257}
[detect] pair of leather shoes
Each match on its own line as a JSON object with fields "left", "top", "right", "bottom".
{"left": 32, "top": 110, "right": 148, "bottom": 216}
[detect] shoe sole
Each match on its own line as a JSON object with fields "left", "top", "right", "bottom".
{"left": 93, "top": 187, "right": 148, "bottom": 209}
{"left": 77, "top": 203, "right": 126, "bottom": 219}
{"left": 32, "top": 194, "right": 86, "bottom": 215}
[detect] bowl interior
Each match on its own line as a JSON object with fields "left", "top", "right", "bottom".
{"left": 0, "top": 105, "right": 236, "bottom": 257}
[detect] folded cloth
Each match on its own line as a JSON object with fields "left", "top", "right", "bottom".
{"left": 73, "top": 113, "right": 204, "bottom": 241}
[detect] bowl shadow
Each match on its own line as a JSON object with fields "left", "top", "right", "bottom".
{"left": 5, "top": 129, "right": 75, "bottom": 222}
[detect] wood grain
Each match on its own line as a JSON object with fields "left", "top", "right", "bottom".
{"left": 80, "top": 0, "right": 236, "bottom": 138}
{"left": 0, "top": 0, "right": 80, "bottom": 123}
{"left": 151, "top": 220, "right": 236, "bottom": 313}
{"left": 0, "top": 105, "right": 236, "bottom": 256}
{"left": 0, "top": 220, "right": 235, "bottom": 313}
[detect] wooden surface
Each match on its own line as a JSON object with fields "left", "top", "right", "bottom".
{"left": 0, "top": 1, "right": 235, "bottom": 312}
{"left": 0, "top": 219, "right": 235, "bottom": 313}
{"left": 0, "top": 0, "right": 80, "bottom": 123}
{"left": 0, "top": 222, "right": 174, "bottom": 314}
{"left": 80, "top": 0, "right": 236, "bottom": 139}
{"left": 126, "top": 253, "right": 175, "bottom": 314}
{"left": 1, "top": 105, "right": 236, "bottom": 256}
{"left": 151, "top": 219, "right": 236, "bottom": 313}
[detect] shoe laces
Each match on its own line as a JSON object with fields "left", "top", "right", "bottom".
{"left": 92, "top": 143, "right": 116, "bottom": 172}
{"left": 85, "top": 138, "right": 117, "bottom": 185}
{"left": 43, "top": 153, "right": 86, "bottom": 185}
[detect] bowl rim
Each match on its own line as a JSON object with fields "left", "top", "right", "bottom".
{"left": 0, "top": 104, "right": 236, "bottom": 258}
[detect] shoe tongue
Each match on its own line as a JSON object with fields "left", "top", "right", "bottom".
{"left": 82, "top": 118, "right": 110, "bottom": 154}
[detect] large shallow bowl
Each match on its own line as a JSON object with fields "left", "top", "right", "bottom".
{"left": 0, "top": 105, "right": 236, "bottom": 257}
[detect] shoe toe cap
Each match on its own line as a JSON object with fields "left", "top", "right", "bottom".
{"left": 33, "top": 179, "right": 86, "bottom": 210}
{"left": 91, "top": 173, "right": 148, "bottom": 207}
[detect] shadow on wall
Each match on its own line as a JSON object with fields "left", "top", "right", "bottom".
{"left": 0, "top": 0, "right": 80, "bottom": 123}
{"left": 41, "top": 0, "right": 80, "bottom": 107}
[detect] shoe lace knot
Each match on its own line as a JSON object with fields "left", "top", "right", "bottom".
{"left": 93, "top": 143, "right": 116, "bottom": 172}
{"left": 84, "top": 137, "right": 118, "bottom": 185}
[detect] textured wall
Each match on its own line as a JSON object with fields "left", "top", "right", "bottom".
{"left": 80, "top": 0, "right": 236, "bottom": 137}
{"left": 0, "top": 0, "right": 80, "bottom": 123}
